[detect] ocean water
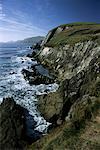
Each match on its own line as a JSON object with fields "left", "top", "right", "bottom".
{"left": 0, "top": 46, "right": 58, "bottom": 134}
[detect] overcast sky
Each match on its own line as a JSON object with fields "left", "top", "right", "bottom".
{"left": 0, "top": 0, "right": 99, "bottom": 42}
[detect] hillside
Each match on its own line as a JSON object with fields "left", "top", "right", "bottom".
{"left": 0, "top": 36, "right": 44, "bottom": 48}
{"left": 42, "top": 23, "right": 100, "bottom": 47}
{"left": 29, "top": 23, "right": 100, "bottom": 150}
{"left": 18, "top": 36, "right": 44, "bottom": 45}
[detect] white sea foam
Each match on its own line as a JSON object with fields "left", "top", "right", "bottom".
{"left": 0, "top": 56, "right": 59, "bottom": 133}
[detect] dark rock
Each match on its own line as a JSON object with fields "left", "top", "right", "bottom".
{"left": 32, "top": 43, "right": 41, "bottom": 50}
{"left": 23, "top": 109, "right": 43, "bottom": 144}
{"left": 0, "top": 97, "right": 43, "bottom": 149}
{"left": 9, "top": 71, "right": 16, "bottom": 75}
{"left": 0, "top": 97, "right": 27, "bottom": 150}
{"left": 22, "top": 66, "right": 54, "bottom": 85}
{"left": 22, "top": 68, "right": 36, "bottom": 79}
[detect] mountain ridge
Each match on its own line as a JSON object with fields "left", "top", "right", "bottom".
{"left": 0, "top": 36, "right": 44, "bottom": 47}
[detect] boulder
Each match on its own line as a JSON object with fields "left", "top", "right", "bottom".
{"left": 0, "top": 97, "right": 27, "bottom": 150}
{"left": 37, "top": 88, "right": 64, "bottom": 124}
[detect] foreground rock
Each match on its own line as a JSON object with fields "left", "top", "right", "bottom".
{"left": 0, "top": 97, "right": 27, "bottom": 150}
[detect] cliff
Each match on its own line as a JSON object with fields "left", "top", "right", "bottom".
{"left": 30, "top": 23, "right": 100, "bottom": 149}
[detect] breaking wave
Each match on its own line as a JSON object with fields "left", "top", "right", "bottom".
{"left": 0, "top": 52, "right": 58, "bottom": 133}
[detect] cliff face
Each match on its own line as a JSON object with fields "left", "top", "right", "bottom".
{"left": 30, "top": 23, "right": 100, "bottom": 149}
{"left": 37, "top": 23, "right": 100, "bottom": 122}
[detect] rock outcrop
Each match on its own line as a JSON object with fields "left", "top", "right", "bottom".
{"left": 0, "top": 97, "right": 27, "bottom": 150}
{"left": 22, "top": 65, "right": 54, "bottom": 85}
{"left": 36, "top": 23, "right": 100, "bottom": 125}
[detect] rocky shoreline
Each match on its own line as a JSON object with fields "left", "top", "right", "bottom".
{"left": 0, "top": 23, "right": 100, "bottom": 150}
{"left": 0, "top": 42, "right": 59, "bottom": 149}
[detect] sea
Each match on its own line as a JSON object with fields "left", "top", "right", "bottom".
{"left": 0, "top": 45, "right": 58, "bottom": 137}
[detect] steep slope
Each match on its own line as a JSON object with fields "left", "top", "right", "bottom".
{"left": 30, "top": 23, "right": 100, "bottom": 149}
{"left": 30, "top": 109, "right": 100, "bottom": 150}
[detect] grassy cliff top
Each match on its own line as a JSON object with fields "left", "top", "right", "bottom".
{"left": 45, "top": 23, "right": 100, "bottom": 47}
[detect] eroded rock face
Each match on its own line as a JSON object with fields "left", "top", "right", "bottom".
{"left": 0, "top": 97, "right": 27, "bottom": 150}
{"left": 38, "top": 41, "right": 100, "bottom": 81}
{"left": 37, "top": 40, "right": 100, "bottom": 124}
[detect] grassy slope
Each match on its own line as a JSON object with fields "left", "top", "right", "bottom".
{"left": 45, "top": 23, "right": 100, "bottom": 47}
{"left": 29, "top": 110, "right": 100, "bottom": 150}
{"left": 29, "top": 109, "right": 100, "bottom": 150}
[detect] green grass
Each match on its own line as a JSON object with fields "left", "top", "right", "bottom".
{"left": 45, "top": 23, "right": 100, "bottom": 47}
{"left": 29, "top": 100, "right": 100, "bottom": 150}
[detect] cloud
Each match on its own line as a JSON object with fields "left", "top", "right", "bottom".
{"left": 34, "top": 0, "right": 51, "bottom": 13}
{"left": 0, "top": 2, "right": 5, "bottom": 19}
{"left": 0, "top": 17, "right": 47, "bottom": 35}
{"left": 0, "top": 0, "right": 49, "bottom": 42}
{"left": 0, "top": 15, "right": 47, "bottom": 42}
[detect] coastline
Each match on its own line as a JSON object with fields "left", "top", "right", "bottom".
{"left": 0, "top": 44, "right": 59, "bottom": 148}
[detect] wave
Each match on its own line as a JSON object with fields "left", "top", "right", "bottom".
{"left": 0, "top": 55, "right": 59, "bottom": 133}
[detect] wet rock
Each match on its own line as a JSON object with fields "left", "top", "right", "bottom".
{"left": 27, "top": 50, "right": 38, "bottom": 58}
{"left": 22, "top": 65, "right": 54, "bottom": 85}
{"left": 32, "top": 42, "right": 41, "bottom": 50}
{"left": 22, "top": 68, "right": 36, "bottom": 79}
{"left": 9, "top": 71, "right": 16, "bottom": 75}
{"left": 23, "top": 109, "right": 43, "bottom": 144}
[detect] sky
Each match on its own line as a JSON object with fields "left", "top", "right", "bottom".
{"left": 0, "top": 0, "right": 99, "bottom": 42}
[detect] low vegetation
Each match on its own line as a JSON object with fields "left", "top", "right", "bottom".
{"left": 30, "top": 109, "right": 100, "bottom": 150}
{"left": 45, "top": 23, "right": 100, "bottom": 47}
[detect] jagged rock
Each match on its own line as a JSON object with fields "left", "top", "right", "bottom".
{"left": 0, "top": 97, "right": 27, "bottom": 150}
{"left": 38, "top": 41, "right": 100, "bottom": 81}
{"left": 22, "top": 66, "right": 54, "bottom": 85}
{"left": 37, "top": 24, "right": 100, "bottom": 124}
